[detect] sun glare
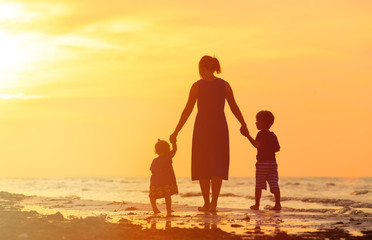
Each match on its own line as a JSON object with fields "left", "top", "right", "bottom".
{"left": 0, "top": 2, "right": 24, "bottom": 20}
{"left": 0, "top": 30, "right": 29, "bottom": 89}
{"left": 0, "top": 2, "right": 36, "bottom": 90}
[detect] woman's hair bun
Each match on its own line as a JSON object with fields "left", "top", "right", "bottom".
{"left": 199, "top": 55, "right": 221, "bottom": 74}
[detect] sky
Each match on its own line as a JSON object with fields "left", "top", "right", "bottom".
{"left": 0, "top": 0, "right": 371, "bottom": 178}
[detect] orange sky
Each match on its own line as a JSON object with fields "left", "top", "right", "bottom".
{"left": 0, "top": 0, "right": 371, "bottom": 177}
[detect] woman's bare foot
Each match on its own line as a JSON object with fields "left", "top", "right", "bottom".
{"left": 208, "top": 207, "right": 217, "bottom": 213}
{"left": 198, "top": 204, "right": 210, "bottom": 212}
{"left": 250, "top": 205, "right": 259, "bottom": 210}
{"left": 269, "top": 205, "right": 281, "bottom": 211}
{"left": 208, "top": 203, "right": 217, "bottom": 213}
{"left": 166, "top": 211, "right": 174, "bottom": 217}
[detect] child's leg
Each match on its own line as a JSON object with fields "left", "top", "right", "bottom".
{"left": 250, "top": 189, "right": 262, "bottom": 210}
{"left": 271, "top": 188, "right": 281, "bottom": 210}
{"left": 268, "top": 164, "right": 281, "bottom": 210}
{"left": 165, "top": 195, "right": 173, "bottom": 216}
{"left": 251, "top": 163, "right": 266, "bottom": 210}
{"left": 149, "top": 196, "right": 160, "bottom": 214}
{"left": 198, "top": 179, "right": 210, "bottom": 210}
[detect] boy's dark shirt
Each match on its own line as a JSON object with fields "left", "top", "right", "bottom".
{"left": 256, "top": 130, "right": 280, "bottom": 162}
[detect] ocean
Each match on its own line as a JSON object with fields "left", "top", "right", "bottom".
{"left": 1, "top": 177, "right": 371, "bottom": 216}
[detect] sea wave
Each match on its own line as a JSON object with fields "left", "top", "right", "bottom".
{"left": 180, "top": 192, "right": 242, "bottom": 198}
{"left": 281, "top": 197, "right": 372, "bottom": 208}
{"left": 282, "top": 206, "right": 372, "bottom": 217}
{"left": 283, "top": 182, "right": 301, "bottom": 186}
{"left": 350, "top": 190, "right": 370, "bottom": 195}
{"left": 180, "top": 192, "right": 201, "bottom": 197}
{"left": 325, "top": 183, "right": 336, "bottom": 187}
{"left": 219, "top": 193, "right": 240, "bottom": 197}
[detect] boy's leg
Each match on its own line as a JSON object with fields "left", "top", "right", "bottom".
{"left": 210, "top": 176, "right": 222, "bottom": 212}
{"left": 271, "top": 188, "right": 281, "bottom": 210}
{"left": 199, "top": 179, "right": 210, "bottom": 211}
{"left": 149, "top": 196, "right": 160, "bottom": 214}
{"left": 165, "top": 195, "right": 173, "bottom": 216}
{"left": 251, "top": 163, "right": 266, "bottom": 210}
{"left": 251, "top": 189, "right": 262, "bottom": 210}
{"left": 268, "top": 163, "right": 281, "bottom": 210}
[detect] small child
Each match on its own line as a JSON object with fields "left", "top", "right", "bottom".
{"left": 241, "top": 110, "right": 281, "bottom": 210}
{"left": 149, "top": 139, "right": 178, "bottom": 216}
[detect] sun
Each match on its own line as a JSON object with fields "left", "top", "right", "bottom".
{"left": 0, "top": 3, "right": 29, "bottom": 89}
{"left": 0, "top": 2, "right": 24, "bottom": 20}
{"left": 0, "top": 30, "right": 28, "bottom": 89}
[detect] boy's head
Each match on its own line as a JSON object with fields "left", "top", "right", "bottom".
{"left": 155, "top": 139, "right": 171, "bottom": 155}
{"left": 256, "top": 110, "right": 275, "bottom": 130}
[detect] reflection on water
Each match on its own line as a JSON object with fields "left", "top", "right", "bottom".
{"left": 142, "top": 211, "right": 332, "bottom": 239}
{"left": 142, "top": 211, "right": 288, "bottom": 238}
{"left": 22, "top": 202, "right": 367, "bottom": 238}
{"left": 149, "top": 219, "right": 172, "bottom": 230}
{"left": 244, "top": 220, "right": 280, "bottom": 237}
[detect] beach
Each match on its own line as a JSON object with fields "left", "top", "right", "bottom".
{"left": 0, "top": 192, "right": 371, "bottom": 240}
{"left": 0, "top": 177, "right": 371, "bottom": 239}
{"left": 1, "top": 184, "right": 371, "bottom": 239}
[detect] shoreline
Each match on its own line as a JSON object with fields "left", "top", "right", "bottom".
{"left": 0, "top": 191, "right": 371, "bottom": 239}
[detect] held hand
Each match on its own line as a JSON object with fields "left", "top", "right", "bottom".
{"left": 240, "top": 125, "right": 249, "bottom": 137}
{"left": 169, "top": 132, "right": 177, "bottom": 144}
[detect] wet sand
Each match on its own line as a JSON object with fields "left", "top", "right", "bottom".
{"left": 1, "top": 191, "right": 371, "bottom": 240}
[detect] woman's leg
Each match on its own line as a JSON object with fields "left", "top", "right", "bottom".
{"left": 199, "top": 179, "right": 210, "bottom": 210}
{"left": 210, "top": 176, "right": 222, "bottom": 211}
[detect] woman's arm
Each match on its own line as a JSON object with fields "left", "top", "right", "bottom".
{"left": 225, "top": 82, "right": 248, "bottom": 133}
{"left": 170, "top": 82, "right": 198, "bottom": 143}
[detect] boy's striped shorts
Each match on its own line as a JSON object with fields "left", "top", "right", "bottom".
{"left": 255, "top": 161, "right": 279, "bottom": 193}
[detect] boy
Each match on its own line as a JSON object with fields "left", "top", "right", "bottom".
{"left": 241, "top": 110, "right": 281, "bottom": 210}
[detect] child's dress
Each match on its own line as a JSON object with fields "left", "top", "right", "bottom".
{"left": 149, "top": 153, "right": 178, "bottom": 199}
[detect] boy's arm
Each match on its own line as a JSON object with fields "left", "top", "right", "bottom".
{"left": 247, "top": 134, "right": 260, "bottom": 148}
{"left": 274, "top": 135, "right": 280, "bottom": 152}
{"left": 170, "top": 142, "right": 177, "bottom": 158}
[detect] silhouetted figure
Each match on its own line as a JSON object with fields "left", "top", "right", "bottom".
{"left": 170, "top": 56, "right": 248, "bottom": 212}
{"left": 149, "top": 139, "right": 178, "bottom": 216}
{"left": 241, "top": 110, "right": 281, "bottom": 210}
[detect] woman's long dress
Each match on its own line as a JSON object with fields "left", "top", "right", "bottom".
{"left": 192, "top": 78, "right": 229, "bottom": 180}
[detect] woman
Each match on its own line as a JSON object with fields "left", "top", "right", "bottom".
{"left": 170, "top": 55, "right": 248, "bottom": 212}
